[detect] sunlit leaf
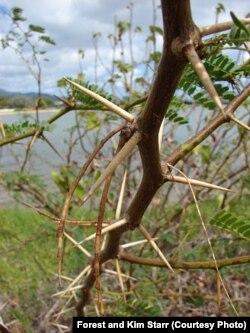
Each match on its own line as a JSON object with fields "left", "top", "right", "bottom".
{"left": 230, "top": 11, "right": 250, "bottom": 37}
{"left": 149, "top": 25, "right": 163, "bottom": 36}
{"left": 29, "top": 24, "right": 45, "bottom": 34}
{"left": 39, "top": 35, "right": 56, "bottom": 45}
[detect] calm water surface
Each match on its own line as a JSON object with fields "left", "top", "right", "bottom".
{"left": 1, "top": 107, "right": 239, "bottom": 206}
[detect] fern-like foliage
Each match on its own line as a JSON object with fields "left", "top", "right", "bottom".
{"left": 2, "top": 171, "right": 45, "bottom": 191}
{"left": 178, "top": 54, "right": 239, "bottom": 111}
{"left": 165, "top": 44, "right": 249, "bottom": 122}
{"left": 165, "top": 54, "right": 239, "bottom": 123}
{"left": 165, "top": 96, "right": 189, "bottom": 125}
{"left": 173, "top": 18, "right": 250, "bottom": 113}
{"left": 4, "top": 120, "right": 52, "bottom": 137}
{"left": 210, "top": 210, "right": 250, "bottom": 241}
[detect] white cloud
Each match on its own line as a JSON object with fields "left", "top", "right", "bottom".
{"left": 0, "top": 0, "right": 249, "bottom": 94}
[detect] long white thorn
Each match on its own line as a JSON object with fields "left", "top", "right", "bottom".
{"left": 139, "top": 225, "right": 174, "bottom": 272}
{"left": 185, "top": 46, "right": 226, "bottom": 116}
{"left": 114, "top": 259, "right": 126, "bottom": 302}
{"left": 115, "top": 169, "right": 127, "bottom": 219}
{"left": 158, "top": 118, "right": 165, "bottom": 153}
{"left": 121, "top": 238, "right": 158, "bottom": 249}
{"left": 104, "top": 269, "right": 137, "bottom": 281}
{"left": 81, "top": 132, "right": 141, "bottom": 205}
{"left": 65, "top": 78, "right": 135, "bottom": 122}
{"left": 53, "top": 265, "right": 91, "bottom": 297}
{"left": 229, "top": 115, "right": 250, "bottom": 131}
{"left": 77, "top": 219, "right": 127, "bottom": 245}
{"left": 166, "top": 175, "right": 232, "bottom": 192}
{"left": 64, "top": 232, "right": 91, "bottom": 257}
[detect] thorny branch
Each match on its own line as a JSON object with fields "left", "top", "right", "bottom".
{"left": 94, "top": 133, "right": 129, "bottom": 315}
{"left": 76, "top": 0, "right": 201, "bottom": 315}
{"left": 164, "top": 84, "right": 250, "bottom": 167}
{"left": 3, "top": 0, "right": 248, "bottom": 319}
{"left": 75, "top": 1, "right": 250, "bottom": 316}
{"left": 57, "top": 126, "right": 124, "bottom": 278}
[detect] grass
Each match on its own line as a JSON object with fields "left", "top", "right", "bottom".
{"left": 0, "top": 195, "right": 249, "bottom": 330}
{"left": 0, "top": 206, "right": 89, "bottom": 332}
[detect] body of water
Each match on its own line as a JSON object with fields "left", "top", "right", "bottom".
{"left": 0, "top": 107, "right": 243, "bottom": 206}
{"left": 0, "top": 110, "right": 93, "bottom": 205}
{"left": 1, "top": 110, "right": 72, "bottom": 173}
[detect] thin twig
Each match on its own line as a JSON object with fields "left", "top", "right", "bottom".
{"left": 216, "top": 271, "right": 222, "bottom": 316}
{"left": 21, "top": 201, "right": 109, "bottom": 226}
{"left": 20, "top": 128, "right": 41, "bottom": 172}
{"left": 81, "top": 131, "right": 141, "bottom": 204}
{"left": 120, "top": 253, "right": 250, "bottom": 269}
{"left": 125, "top": 94, "right": 148, "bottom": 110}
{"left": 139, "top": 225, "right": 174, "bottom": 272}
{"left": 53, "top": 294, "right": 75, "bottom": 321}
{"left": 167, "top": 163, "right": 239, "bottom": 316}
{"left": 57, "top": 126, "right": 123, "bottom": 280}
{"left": 41, "top": 133, "right": 65, "bottom": 160}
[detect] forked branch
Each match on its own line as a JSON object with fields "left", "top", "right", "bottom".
{"left": 165, "top": 83, "right": 250, "bottom": 167}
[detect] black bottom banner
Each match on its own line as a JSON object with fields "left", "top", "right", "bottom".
{"left": 73, "top": 317, "right": 249, "bottom": 331}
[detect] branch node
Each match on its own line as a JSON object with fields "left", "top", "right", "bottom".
{"left": 171, "top": 29, "right": 201, "bottom": 56}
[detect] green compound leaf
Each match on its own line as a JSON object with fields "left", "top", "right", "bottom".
{"left": 210, "top": 211, "right": 250, "bottom": 241}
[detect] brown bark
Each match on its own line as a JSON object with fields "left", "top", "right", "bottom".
{"left": 76, "top": 0, "right": 202, "bottom": 315}
{"left": 119, "top": 252, "right": 250, "bottom": 270}
{"left": 76, "top": 1, "right": 250, "bottom": 315}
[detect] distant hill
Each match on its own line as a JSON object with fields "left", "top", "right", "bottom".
{"left": 0, "top": 88, "right": 57, "bottom": 101}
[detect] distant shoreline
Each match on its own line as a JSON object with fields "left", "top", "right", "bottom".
{"left": 0, "top": 108, "right": 59, "bottom": 116}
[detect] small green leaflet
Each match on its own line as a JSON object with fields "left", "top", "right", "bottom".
{"left": 210, "top": 210, "right": 250, "bottom": 241}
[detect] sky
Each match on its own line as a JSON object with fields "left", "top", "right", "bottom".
{"left": 0, "top": 0, "right": 249, "bottom": 95}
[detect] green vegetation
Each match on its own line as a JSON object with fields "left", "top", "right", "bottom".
{"left": 0, "top": 207, "right": 90, "bottom": 331}
{"left": 1, "top": 194, "right": 249, "bottom": 330}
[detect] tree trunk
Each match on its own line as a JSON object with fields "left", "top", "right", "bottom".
{"left": 76, "top": 0, "right": 202, "bottom": 315}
